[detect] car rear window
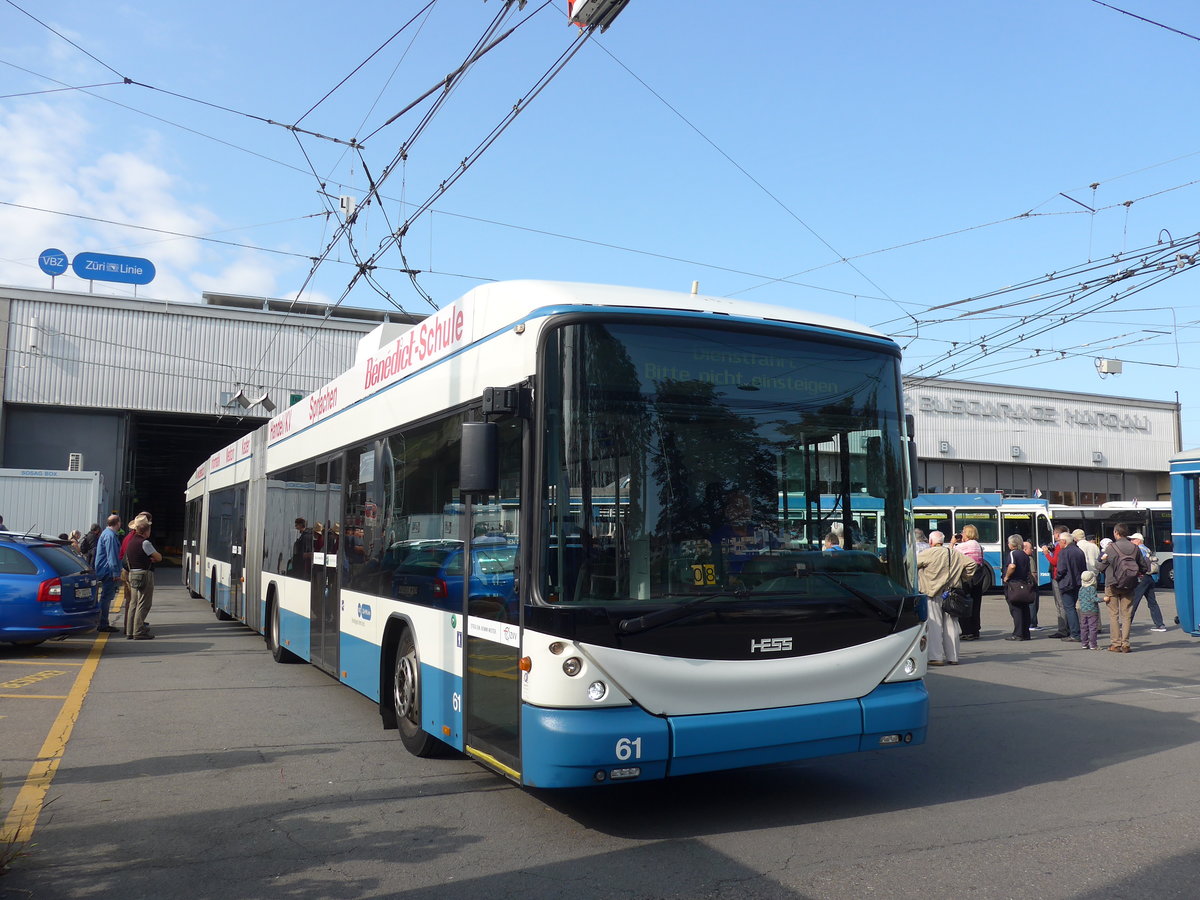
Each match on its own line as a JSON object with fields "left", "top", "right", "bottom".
{"left": 396, "top": 549, "right": 456, "bottom": 576}
{"left": 0, "top": 545, "right": 39, "bottom": 575}
{"left": 29, "top": 544, "right": 88, "bottom": 576}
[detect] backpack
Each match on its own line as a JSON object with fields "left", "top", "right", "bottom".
{"left": 1110, "top": 544, "right": 1142, "bottom": 592}
{"left": 1148, "top": 554, "right": 1160, "bottom": 576}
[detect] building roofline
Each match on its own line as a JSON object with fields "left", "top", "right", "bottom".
{"left": 903, "top": 374, "right": 1179, "bottom": 411}
{"left": 0, "top": 283, "right": 421, "bottom": 330}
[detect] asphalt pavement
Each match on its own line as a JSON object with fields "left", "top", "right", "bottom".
{"left": 2, "top": 583, "right": 1198, "bottom": 899}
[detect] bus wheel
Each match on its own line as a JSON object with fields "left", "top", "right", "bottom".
{"left": 393, "top": 629, "right": 439, "bottom": 758}
{"left": 267, "top": 600, "right": 299, "bottom": 664}
{"left": 1160, "top": 559, "right": 1174, "bottom": 590}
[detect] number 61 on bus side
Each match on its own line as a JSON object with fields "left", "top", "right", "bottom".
{"left": 616, "top": 737, "right": 643, "bottom": 761}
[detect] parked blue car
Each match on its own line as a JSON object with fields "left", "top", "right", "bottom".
{"left": 390, "top": 539, "right": 517, "bottom": 617}
{"left": 0, "top": 534, "right": 100, "bottom": 646}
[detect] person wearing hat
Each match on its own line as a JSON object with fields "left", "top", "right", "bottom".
{"left": 1078, "top": 569, "right": 1101, "bottom": 649}
{"left": 1129, "top": 533, "right": 1168, "bottom": 632}
{"left": 1054, "top": 531, "right": 1087, "bottom": 643}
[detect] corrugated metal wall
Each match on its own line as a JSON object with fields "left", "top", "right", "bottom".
{"left": 4, "top": 292, "right": 377, "bottom": 415}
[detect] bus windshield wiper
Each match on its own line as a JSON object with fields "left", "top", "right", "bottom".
{"left": 805, "top": 570, "right": 901, "bottom": 623}
{"left": 618, "top": 589, "right": 749, "bottom": 636}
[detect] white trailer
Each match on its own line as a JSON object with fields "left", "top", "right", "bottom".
{"left": 0, "top": 468, "right": 105, "bottom": 538}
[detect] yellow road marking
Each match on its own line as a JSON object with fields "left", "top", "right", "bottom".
{"left": 0, "top": 693, "right": 71, "bottom": 700}
{"left": 0, "top": 660, "right": 86, "bottom": 668}
{"left": 0, "top": 631, "right": 111, "bottom": 844}
{"left": 0, "top": 671, "right": 68, "bottom": 689}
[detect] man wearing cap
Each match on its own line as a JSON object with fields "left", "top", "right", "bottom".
{"left": 1129, "top": 533, "right": 1168, "bottom": 632}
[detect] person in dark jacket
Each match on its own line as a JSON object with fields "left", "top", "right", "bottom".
{"left": 1054, "top": 531, "right": 1088, "bottom": 643}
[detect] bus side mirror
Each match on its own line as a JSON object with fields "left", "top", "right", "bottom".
{"left": 461, "top": 422, "right": 498, "bottom": 494}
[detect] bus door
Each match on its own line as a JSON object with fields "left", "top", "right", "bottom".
{"left": 310, "top": 454, "right": 343, "bottom": 676}
{"left": 1001, "top": 511, "right": 1049, "bottom": 583}
{"left": 230, "top": 485, "right": 247, "bottom": 619}
{"left": 462, "top": 415, "right": 522, "bottom": 778}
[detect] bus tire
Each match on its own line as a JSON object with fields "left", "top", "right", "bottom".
{"left": 266, "top": 598, "right": 300, "bottom": 663}
{"left": 212, "top": 572, "right": 234, "bottom": 621}
{"left": 1160, "top": 559, "right": 1174, "bottom": 590}
{"left": 393, "top": 628, "right": 440, "bottom": 758}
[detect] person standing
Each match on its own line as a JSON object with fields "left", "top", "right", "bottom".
{"left": 1072, "top": 529, "right": 1100, "bottom": 575}
{"left": 124, "top": 519, "right": 162, "bottom": 640}
{"left": 120, "top": 512, "right": 152, "bottom": 619}
{"left": 92, "top": 515, "right": 122, "bottom": 633}
{"left": 1002, "top": 534, "right": 1035, "bottom": 641}
{"left": 1129, "top": 532, "right": 1168, "bottom": 632}
{"left": 79, "top": 523, "right": 102, "bottom": 566}
{"left": 1078, "top": 570, "right": 1101, "bottom": 649}
{"left": 917, "top": 530, "right": 976, "bottom": 667}
{"left": 1041, "top": 525, "right": 1071, "bottom": 638}
{"left": 1055, "top": 531, "right": 1087, "bottom": 643}
{"left": 1098, "top": 523, "right": 1149, "bottom": 653}
{"left": 954, "top": 525, "right": 986, "bottom": 641}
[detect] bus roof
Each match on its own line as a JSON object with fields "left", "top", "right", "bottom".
{"left": 459, "top": 280, "right": 891, "bottom": 344}
{"left": 915, "top": 493, "right": 1049, "bottom": 509}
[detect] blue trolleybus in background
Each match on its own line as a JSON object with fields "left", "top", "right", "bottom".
{"left": 912, "top": 493, "right": 1055, "bottom": 588}
{"left": 1169, "top": 449, "right": 1200, "bottom": 635}
{"left": 184, "top": 280, "right": 929, "bottom": 788}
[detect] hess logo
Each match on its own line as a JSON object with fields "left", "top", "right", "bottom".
{"left": 750, "top": 637, "right": 792, "bottom": 653}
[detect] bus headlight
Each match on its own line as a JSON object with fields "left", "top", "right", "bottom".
{"left": 563, "top": 657, "right": 582, "bottom": 677}
{"left": 587, "top": 680, "right": 607, "bottom": 701}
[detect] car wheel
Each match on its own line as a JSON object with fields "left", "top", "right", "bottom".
{"left": 393, "top": 628, "right": 439, "bottom": 757}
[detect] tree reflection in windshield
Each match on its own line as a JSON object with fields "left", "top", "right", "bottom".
{"left": 541, "top": 320, "right": 913, "bottom": 607}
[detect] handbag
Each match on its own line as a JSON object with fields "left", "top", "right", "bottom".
{"left": 938, "top": 547, "right": 973, "bottom": 617}
{"left": 1003, "top": 550, "right": 1037, "bottom": 605}
{"left": 940, "top": 587, "right": 972, "bottom": 618}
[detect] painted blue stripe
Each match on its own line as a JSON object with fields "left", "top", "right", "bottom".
{"left": 519, "top": 680, "right": 927, "bottom": 788}
{"left": 278, "top": 605, "right": 311, "bottom": 661}
{"left": 521, "top": 705, "right": 671, "bottom": 789}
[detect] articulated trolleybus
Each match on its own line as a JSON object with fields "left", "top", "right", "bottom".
{"left": 184, "top": 281, "right": 927, "bottom": 788}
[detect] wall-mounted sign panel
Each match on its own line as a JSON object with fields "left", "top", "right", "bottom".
{"left": 71, "top": 252, "right": 156, "bottom": 285}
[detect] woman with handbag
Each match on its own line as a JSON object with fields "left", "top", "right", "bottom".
{"left": 954, "top": 525, "right": 987, "bottom": 641}
{"left": 917, "top": 530, "right": 976, "bottom": 666}
{"left": 1002, "top": 533, "right": 1036, "bottom": 641}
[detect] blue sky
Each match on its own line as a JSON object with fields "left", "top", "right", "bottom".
{"left": 2, "top": 1, "right": 1199, "bottom": 442}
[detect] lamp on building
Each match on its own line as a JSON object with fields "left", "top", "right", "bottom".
{"left": 1010, "top": 446, "right": 1021, "bottom": 458}
{"left": 231, "top": 388, "right": 252, "bottom": 409}
{"left": 1092, "top": 451, "right": 1104, "bottom": 464}
{"left": 254, "top": 393, "right": 277, "bottom": 413}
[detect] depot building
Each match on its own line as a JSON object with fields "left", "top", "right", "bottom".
{"left": 0, "top": 281, "right": 1182, "bottom": 550}
{"left": 904, "top": 377, "right": 1181, "bottom": 502}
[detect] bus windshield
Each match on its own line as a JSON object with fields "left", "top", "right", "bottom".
{"left": 540, "top": 319, "right": 913, "bottom": 608}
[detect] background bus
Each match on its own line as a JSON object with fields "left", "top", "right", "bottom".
{"left": 1048, "top": 501, "right": 1174, "bottom": 588}
{"left": 912, "top": 493, "right": 1054, "bottom": 588}
{"left": 185, "top": 280, "right": 929, "bottom": 788}
{"left": 1169, "top": 449, "right": 1200, "bottom": 635}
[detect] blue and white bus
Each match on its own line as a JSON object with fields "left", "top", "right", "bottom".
{"left": 1169, "top": 449, "right": 1200, "bottom": 635}
{"left": 185, "top": 280, "right": 928, "bottom": 788}
{"left": 912, "top": 493, "right": 1055, "bottom": 588}
{"left": 1049, "top": 501, "right": 1174, "bottom": 587}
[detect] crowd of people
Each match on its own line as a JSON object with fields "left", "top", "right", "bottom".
{"left": 916, "top": 522, "right": 1165, "bottom": 665}
{"left": 64, "top": 512, "right": 162, "bottom": 640}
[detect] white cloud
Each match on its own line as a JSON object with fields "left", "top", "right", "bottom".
{"left": 0, "top": 99, "right": 284, "bottom": 303}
